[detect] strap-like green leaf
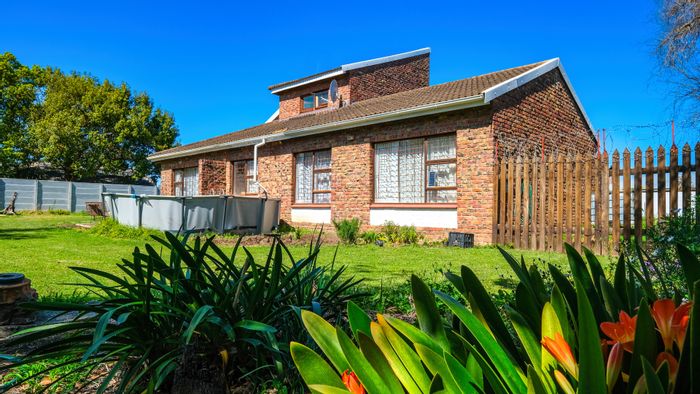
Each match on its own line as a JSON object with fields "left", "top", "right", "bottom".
{"left": 337, "top": 328, "right": 391, "bottom": 394}
{"left": 627, "top": 300, "right": 657, "bottom": 393}
{"left": 435, "top": 291, "right": 526, "bottom": 393}
{"left": 369, "top": 322, "right": 423, "bottom": 394}
{"left": 412, "top": 275, "right": 450, "bottom": 352}
{"left": 678, "top": 244, "right": 700, "bottom": 294}
{"left": 301, "top": 310, "right": 350, "bottom": 374}
{"left": 357, "top": 333, "right": 404, "bottom": 393}
{"left": 291, "top": 342, "right": 346, "bottom": 393}
{"left": 574, "top": 278, "right": 606, "bottom": 393}
{"left": 348, "top": 301, "right": 372, "bottom": 340}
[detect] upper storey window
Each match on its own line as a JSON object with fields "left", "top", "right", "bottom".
{"left": 301, "top": 90, "right": 329, "bottom": 112}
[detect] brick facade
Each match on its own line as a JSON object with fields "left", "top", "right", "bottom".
{"left": 276, "top": 54, "right": 429, "bottom": 120}
{"left": 491, "top": 68, "right": 596, "bottom": 158}
{"left": 159, "top": 63, "right": 595, "bottom": 244}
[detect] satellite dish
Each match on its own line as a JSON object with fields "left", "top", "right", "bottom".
{"left": 329, "top": 79, "right": 338, "bottom": 103}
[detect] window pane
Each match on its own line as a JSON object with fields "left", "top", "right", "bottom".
{"left": 183, "top": 167, "right": 198, "bottom": 196}
{"left": 233, "top": 162, "right": 246, "bottom": 195}
{"left": 315, "top": 150, "right": 331, "bottom": 169}
{"left": 245, "top": 160, "right": 255, "bottom": 176}
{"left": 314, "top": 172, "right": 331, "bottom": 191}
{"left": 427, "top": 135, "right": 456, "bottom": 160}
{"left": 316, "top": 91, "right": 329, "bottom": 106}
{"left": 302, "top": 95, "right": 315, "bottom": 109}
{"left": 427, "top": 163, "right": 456, "bottom": 187}
{"left": 398, "top": 139, "right": 424, "bottom": 203}
{"left": 246, "top": 179, "right": 258, "bottom": 194}
{"left": 314, "top": 192, "right": 331, "bottom": 204}
{"left": 295, "top": 152, "right": 313, "bottom": 203}
{"left": 427, "top": 189, "right": 457, "bottom": 203}
{"left": 375, "top": 141, "right": 400, "bottom": 202}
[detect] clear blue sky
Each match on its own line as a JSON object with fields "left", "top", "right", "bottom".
{"left": 2, "top": 0, "right": 696, "bottom": 151}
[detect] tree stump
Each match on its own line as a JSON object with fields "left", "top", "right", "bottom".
{"left": 2, "top": 192, "right": 17, "bottom": 215}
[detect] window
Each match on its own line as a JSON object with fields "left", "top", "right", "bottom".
{"left": 301, "top": 90, "right": 329, "bottom": 111}
{"left": 233, "top": 160, "right": 258, "bottom": 195}
{"left": 374, "top": 134, "right": 457, "bottom": 203}
{"left": 173, "top": 167, "right": 198, "bottom": 196}
{"left": 295, "top": 149, "right": 331, "bottom": 204}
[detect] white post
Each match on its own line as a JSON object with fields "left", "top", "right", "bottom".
{"left": 34, "top": 180, "right": 40, "bottom": 210}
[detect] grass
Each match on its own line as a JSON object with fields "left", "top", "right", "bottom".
{"left": 0, "top": 213, "right": 603, "bottom": 301}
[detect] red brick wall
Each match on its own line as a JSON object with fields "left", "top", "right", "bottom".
{"left": 278, "top": 78, "right": 350, "bottom": 120}
{"left": 160, "top": 169, "right": 173, "bottom": 195}
{"left": 247, "top": 108, "right": 494, "bottom": 242}
{"left": 347, "top": 54, "right": 430, "bottom": 102}
{"left": 276, "top": 54, "right": 430, "bottom": 120}
{"left": 491, "top": 68, "right": 597, "bottom": 158}
{"left": 199, "top": 159, "right": 227, "bottom": 195}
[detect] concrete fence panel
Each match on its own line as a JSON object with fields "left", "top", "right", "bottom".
{"left": 0, "top": 177, "right": 159, "bottom": 212}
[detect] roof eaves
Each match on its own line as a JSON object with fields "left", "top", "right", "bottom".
{"left": 149, "top": 93, "right": 485, "bottom": 162}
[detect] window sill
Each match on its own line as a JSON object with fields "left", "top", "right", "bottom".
{"left": 292, "top": 204, "right": 331, "bottom": 209}
{"left": 370, "top": 203, "right": 457, "bottom": 209}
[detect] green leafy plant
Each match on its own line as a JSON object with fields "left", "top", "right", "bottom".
{"left": 0, "top": 232, "right": 364, "bottom": 392}
{"left": 359, "top": 231, "right": 380, "bottom": 245}
{"left": 381, "top": 221, "right": 423, "bottom": 245}
{"left": 292, "top": 243, "right": 700, "bottom": 393}
{"left": 623, "top": 197, "right": 700, "bottom": 297}
{"left": 333, "top": 218, "right": 361, "bottom": 244}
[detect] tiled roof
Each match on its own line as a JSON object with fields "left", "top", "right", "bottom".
{"left": 153, "top": 60, "right": 546, "bottom": 158}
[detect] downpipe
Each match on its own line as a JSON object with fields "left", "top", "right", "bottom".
{"left": 253, "top": 138, "right": 269, "bottom": 234}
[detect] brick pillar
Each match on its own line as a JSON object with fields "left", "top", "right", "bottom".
{"left": 456, "top": 122, "right": 496, "bottom": 245}
{"left": 331, "top": 139, "right": 373, "bottom": 224}
{"left": 160, "top": 169, "right": 174, "bottom": 196}
{"left": 198, "top": 159, "right": 227, "bottom": 195}
{"left": 256, "top": 148, "right": 294, "bottom": 223}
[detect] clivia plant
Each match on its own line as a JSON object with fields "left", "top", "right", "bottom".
{"left": 291, "top": 243, "right": 700, "bottom": 393}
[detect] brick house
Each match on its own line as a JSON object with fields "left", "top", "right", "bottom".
{"left": 149, "top": 48, "right": 596, "bottom": 244}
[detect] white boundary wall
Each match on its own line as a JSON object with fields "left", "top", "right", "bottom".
{"left": 369, "top": 208, "right": 458, "bottom": 228}
{"left": 0, "top": 178, "right": 158, "bottom": 212}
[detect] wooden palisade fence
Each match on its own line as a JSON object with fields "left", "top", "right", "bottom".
{"left": 492, "top": 143, "right": 700, "bottom": 254}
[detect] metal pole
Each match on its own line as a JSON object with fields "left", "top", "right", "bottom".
{"left": 220, "top": 196, "right": 228, "bottom": 234}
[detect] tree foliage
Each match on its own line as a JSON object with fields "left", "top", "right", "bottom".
{"left": 0, "top": 52, "right": 178, "bottom": 181}
{"left": 0, "top": 53, "right": 40, "bottom": 176}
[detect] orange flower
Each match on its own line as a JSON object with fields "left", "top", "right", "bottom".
{"left": 542, "top": 333, "right": 578, "bottom": 379}
{"left": 606, "top": 342, "right": 623, "bottom": 393}
{"left": 656, "top": 352, "right": 678, "bottom": 381}
{"left": 672, "top": 302, "right": 692, "bottom": 350}
{"left": 341, "top": 370, "right": 365, "bottom": 394}
{"left": 600, "top": 311, "right": 637, "bottom": 352}
{"left": 652, "top": 299, "right": 677, "bottom": 351}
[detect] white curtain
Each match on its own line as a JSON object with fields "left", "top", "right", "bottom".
{"left": 375, "top": 139, "right": 424, "bottom": 203}
{"left": 295, "top": 153, "right": 313, "bottom": 203}
{"left": 183, "top": 167, "right": 198, "bottom": 196}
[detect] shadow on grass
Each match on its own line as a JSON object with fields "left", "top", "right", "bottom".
{"left": 0, "top": 227, "right": 53, "bottom": 240}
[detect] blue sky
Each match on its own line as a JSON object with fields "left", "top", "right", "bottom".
{"left": 2, "top": 0, "right": 696, "bottom": 151}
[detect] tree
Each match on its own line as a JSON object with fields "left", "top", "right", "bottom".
{"left": 0, "top": 53, "right": 40, "bottom": 176}
{"left": 658, "top": 0, "right": 700, "bottom": 119}
{"left": 30, "top": 69, "right": 178, "bottom": 181}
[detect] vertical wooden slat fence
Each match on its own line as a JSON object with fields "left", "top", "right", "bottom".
{"left": 493, "top": 143, "right": 699, "bottom": 252}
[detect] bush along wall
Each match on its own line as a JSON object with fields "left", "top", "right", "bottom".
{"left": 292, "top": 243, "right": 700, "bottom": 394}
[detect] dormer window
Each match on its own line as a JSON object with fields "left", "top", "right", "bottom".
{"left": 301, "top": 90, "right": 329, "bottom": 112}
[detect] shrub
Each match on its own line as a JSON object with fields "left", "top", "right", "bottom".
{"left": 292, "top": 243, "right": 700, "bottom": 393}
{"left": 87, "top": 218, "right": 161, "bottom": 240}
{"left": 0, "top": 233, "right": 364, "bottom": 392}
{"left": 359, "top": 230, "right": 380, "bottom": 245}
{"left": 623, "top": 197, "right": 700, "bottom": 297}
{"left": 381, "top": 221, "right": 423, "bottom": 245}
{"left": 333, "top": 218, "right": 361, "bottom": 244}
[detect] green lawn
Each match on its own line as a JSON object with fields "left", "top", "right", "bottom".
{"left": 0, "top": 213, "right": 599, "bottom": 299}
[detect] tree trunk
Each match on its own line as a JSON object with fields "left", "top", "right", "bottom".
{"left": 2, "top": 192, "right": 17, "bottom": 214}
